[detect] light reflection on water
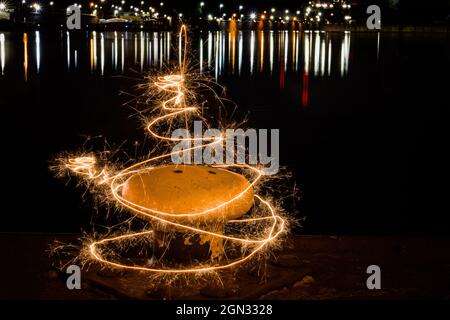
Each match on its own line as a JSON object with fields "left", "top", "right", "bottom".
{"left": 23, "top": 33, "right": 28, "bottom": 81}
{"left": 0, "top": 33, "right": 5, "bottom": 75}
{"left": 35, "top": 31, "right": 40, "bottom": 73}
{"left": 0, "top": 30, "right": 358, "bottom": 81}
{"left": 0, "top": 28, "right": 447, "bottom": 236}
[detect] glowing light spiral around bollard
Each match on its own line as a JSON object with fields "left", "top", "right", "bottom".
{"left": 60, "top": 25, "right": 288, "bottom": 274}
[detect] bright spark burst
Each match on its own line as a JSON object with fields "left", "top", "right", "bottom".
{"left": 54, "top": 26, "right": 290, "bottom": 276}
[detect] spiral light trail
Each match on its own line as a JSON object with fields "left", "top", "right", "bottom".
{"left": 60, "top": 25, "right": 287, "bottom": 274}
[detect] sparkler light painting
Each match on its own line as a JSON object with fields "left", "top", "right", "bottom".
{"left": 54, "top": 25, "right": 290, "bottom": 278}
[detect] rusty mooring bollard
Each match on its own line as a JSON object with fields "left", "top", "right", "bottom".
{"left": 122, "top": 165, "right": 254, "bottom": 263}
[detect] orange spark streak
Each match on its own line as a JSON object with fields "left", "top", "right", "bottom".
{"left": 62, "top": 25, "right": 287, "bottom": 274}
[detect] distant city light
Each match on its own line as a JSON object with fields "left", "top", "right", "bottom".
{"left": 0, "top": 3, "right": 6, "bottom": 11}
{"left": 207, "top": 14, "right": 213, "bottom": 20}
{"left": 200, "top": 2, "right": 204, "bottom": 7}
{"left": 33, "top": 3, "right": 41, "bottom": 12}
{"left": 250, "top": 13, "right": 256, "bottom": 19}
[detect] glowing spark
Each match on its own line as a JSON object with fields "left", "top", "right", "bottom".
{"left": 58, "top": 25, "right": 288, "bottom": 274}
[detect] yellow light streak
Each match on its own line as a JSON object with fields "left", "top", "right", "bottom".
{"left": 58, "top": 25, "right": 288, "bottom": 274}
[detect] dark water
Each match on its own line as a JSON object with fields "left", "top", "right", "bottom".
{"left": 0, "top": 29, "right": 448, "bottom": 234}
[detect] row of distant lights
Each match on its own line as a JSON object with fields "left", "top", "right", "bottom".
{"left": 13, "top": 0, "right": 167, "bottom": 19}
{"left": 110, "top": 3, "right": 166, "bottom": 18}
{"left": 204, "top": 2, "right": 351, "bottom": 23}
{"left": 191, "top": 1, "right": 351, "bottom": 22}
{"left": 86, "top": 2, "right": 305, "bottom": 21}
{"left": 13, "top": 1, "right": 54, "bottom": 12}
{"left": 13, "top": 1, "right": 165, "bottom": 12}
{"left": 11, "top": 1, "right": 351, "bottom": 22}
{"left": 90, "top": 1, "right": 165, "bottom": 17}
{"left": 79, "top": 0, "right": 166, "bottom": 9}
{"left": 309, "top": 2, "right": 351, "bottom": 9}
{"left": 0, "top": 1, "right": 46, "bottom": 12}
{"left": 304, "top": 2, "right": 351, "bottom": 23}
{"left": 204, "top": 7, "right": 305, "bottom": 22}
{"left": 206, "top": 14, "right": 300, "bottom": 22}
